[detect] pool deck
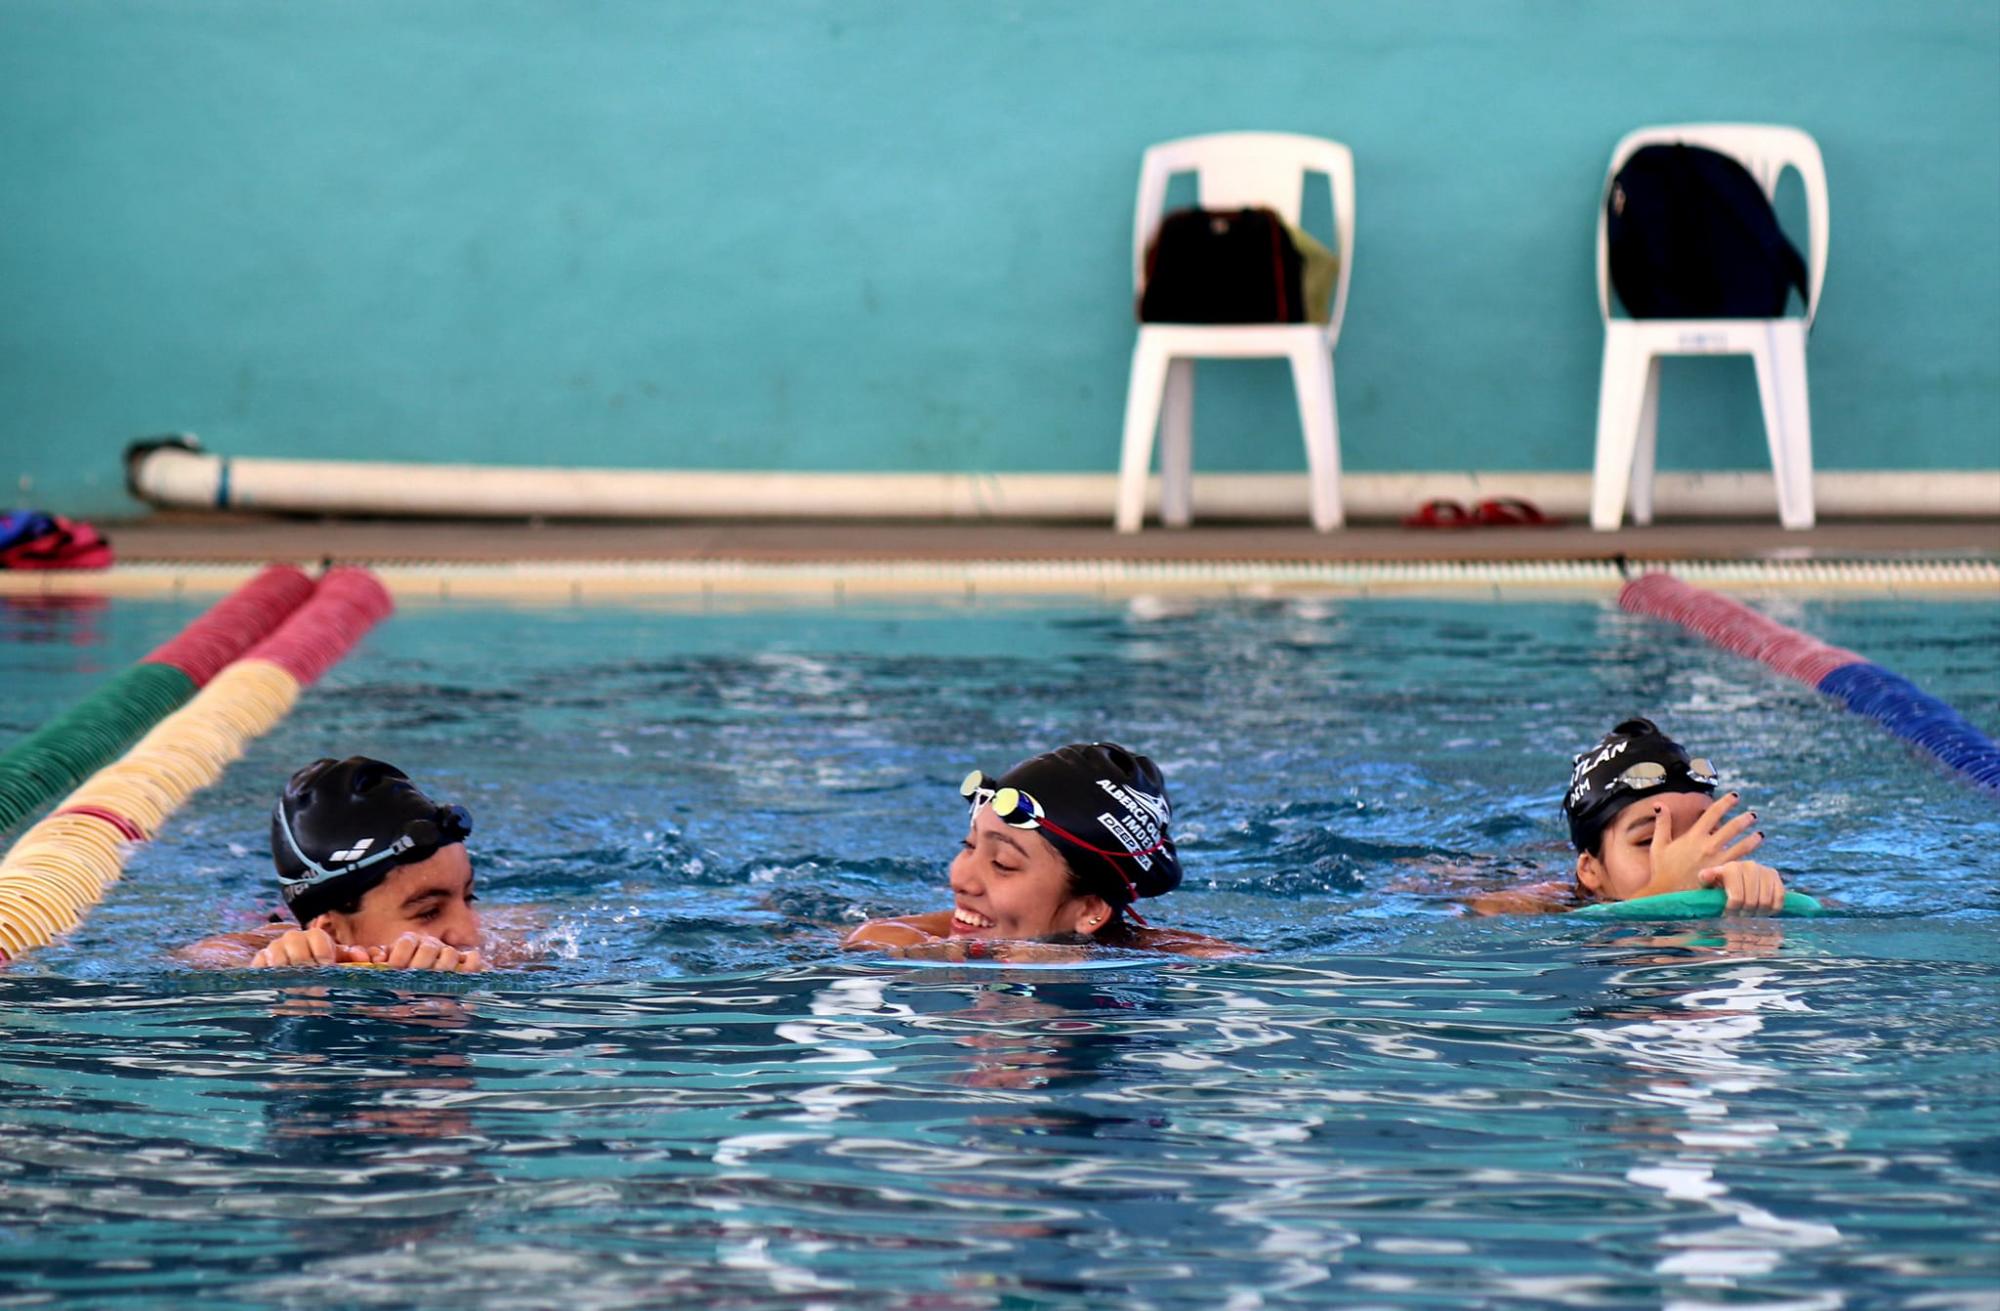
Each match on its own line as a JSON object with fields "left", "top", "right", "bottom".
{"left": 83, "top": 512, "right": 2000, "bottom": 565}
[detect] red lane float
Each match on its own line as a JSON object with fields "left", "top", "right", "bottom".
{"left": 0, "top": 566, "right": 396, "bottom": 963}
{"left": 145, "top": 564, "right": 317, "bottom": 685}
{"left": 1618, "top": 572, "right": 1864, "bottom": 687}
{"left": 244, "top": 567, "right": 396, "bottom": 685}
{"left": 0, "top": 564, "right": 316, "bottom": 835}
{"left": 1619, "top": 571, "right": 2000, "bottom": 791}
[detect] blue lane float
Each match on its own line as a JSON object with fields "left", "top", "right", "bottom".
{"left": 1620, "top": 572, "right": 2000, "bottom": 795}
{"left": 1571, "top": 889, "right": 1826, "bottom": 920}
{"left": 1816, "top": 663, "right": 2000, "bottom": 789}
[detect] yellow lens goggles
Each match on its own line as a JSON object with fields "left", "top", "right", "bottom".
{"left": 959, "top": 771, "right": 1043, "bottom": 827}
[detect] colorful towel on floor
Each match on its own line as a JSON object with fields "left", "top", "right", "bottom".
{"left": 0, "top": 512, "right": 114, "bottom": 570}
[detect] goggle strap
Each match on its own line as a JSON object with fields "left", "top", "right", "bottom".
{"left": 276, "top": 809, "right": 419, "bottom": 892}
{"left": 1033, "top": 814, "right": 1165, "bottom": 910}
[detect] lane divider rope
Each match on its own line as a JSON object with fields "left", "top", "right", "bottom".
{"left": 0, "top": 568, "right": 394, "bottom": 963}
{"left": 0, "top": 564, "right": 315, "bottom": 834}
{"left": 1619, "top": 571, "right": 2000, "bottom": 792}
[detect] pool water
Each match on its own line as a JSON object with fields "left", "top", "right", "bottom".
{"left": 2, "top": 593, "right": 1997, "bottom": 1309}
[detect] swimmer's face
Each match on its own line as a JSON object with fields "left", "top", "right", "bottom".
{"left": 1576, "top": 791, "right": 1714, "bottom": 900}
{"left": 313, "top": 844, "right": 480, "bottom": 948}
{"left": 948, "top": 806, "right": 1112, "bottom": 941}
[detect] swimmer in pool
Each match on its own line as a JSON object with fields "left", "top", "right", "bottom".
{"left": 1465, "top": 717, "right": 1789, "bottom": 916}
{"left": 843, "top": 742, "right": 1240, "bottom": 958}
{"left": 180, "top": 757, "right": 488, "bottom": 971}
{"left": 1465, "top": 718, "right": 1789, "bottom": 914}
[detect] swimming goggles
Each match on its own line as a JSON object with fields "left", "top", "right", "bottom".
{"left": 276, "top": 804, "right": 473, "bottom": 895}
{"left": 959, "top": 770, "right": 1170, "bottom": 907}
{"left": 1605, "top": 758, "right": 1719, "bottom": 794}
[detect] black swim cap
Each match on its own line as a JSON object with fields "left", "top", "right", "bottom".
{"left": 963, "top": 742, "right": 1182, "bottom": 912}
{"left": 1563, "top": 719, "right": 1718, "bottom": 853}
{"left": 272, "top": 757, "right": 472, "bottom": 925}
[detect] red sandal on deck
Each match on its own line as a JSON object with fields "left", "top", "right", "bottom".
{"left": 1471, "top": 497, "right": 1563, "bottom": 527}
{"left": 1401, "top": 498, "right": 1475, "bottom": 529}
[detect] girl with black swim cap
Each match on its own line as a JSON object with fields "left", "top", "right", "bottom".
{"left": 844, "top": 742, "right": 1241, "bottom": 958}
{"left": 1560, "top": 718, "right": 1788, "bottom": 913}
{"left": 180, "top": 757, "right": 490, "bottom": 971}
{"left": 1446, "top": 718, "right": 1789, "bottom": 916}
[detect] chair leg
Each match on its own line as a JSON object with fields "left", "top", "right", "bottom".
{"left": 1752, "top": 321, "right": 1816, "bottom": 530}
{"left": 1630, "top": 357, "right": 1662, "bottom": 526}
{"left": 1115, "top": 337, "right": 1171, "bottom": 533}
{"left": 1289, "top": 343, "right": 1344, "bottom": 531}
{"left": 1591, "top": 335, "right": 1652, "bottom": 531}
{"left": 1159, "top": 359, "right": 1195, "bottom": 529}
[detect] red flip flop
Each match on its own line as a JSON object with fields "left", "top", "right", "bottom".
{"left": 1471, "top": 497, "right": 1563, "bottom": 527}
{"left": 1402, "top": 498, "right": 1474, "bottom": 529}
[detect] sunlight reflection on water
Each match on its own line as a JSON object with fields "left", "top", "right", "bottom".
{"left": 2, "top": 596, "right": 1997, "bottom": 1308}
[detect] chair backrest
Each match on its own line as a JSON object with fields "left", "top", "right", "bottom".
{"left": 1596, "top": 123, "right": 1830, "bottom": 327}
{"left": 1133, "top": 132, "right": 1356, "bottom": 343}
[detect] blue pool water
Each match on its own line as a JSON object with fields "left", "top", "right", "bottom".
{"left": 2, "top": 592, "right": 1997, "bottom": 1309}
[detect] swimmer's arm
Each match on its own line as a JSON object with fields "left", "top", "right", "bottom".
{"left": 171, "top": 924, "right": 287, "bottom": 967}
{"left": 840, "top": 917, "right": 1095, "bottom": 963}
{"left": 1134, "top": 928, "right": 1254, "bottom": 958}
{"left": 172, "top": 925, "right": 368, "bottom": 969}
{"left": 1462, "top": 882, "right": 1576, "bottom": 917}
{"left": 841, "top": 911, "right": 955, "bottom": 950}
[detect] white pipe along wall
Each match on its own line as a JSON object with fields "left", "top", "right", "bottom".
{"left": 127, "top": 441, "right": 2000, "bottom": 523}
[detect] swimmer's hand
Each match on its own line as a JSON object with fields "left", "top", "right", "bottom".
{"left": 248, "top": 928, "right": 375, "bottom": 969}
{"left": 246, "top": 929, "right": 484, "bottom": 972}
{"left": 368, "top": 933, "right": 486, "bottom": 973}
{"left": 1696, "top": 861, "right": 1788, "bottom": 916}
{"left": 1640, "top": 792, "right": 1763, "bottom": 899}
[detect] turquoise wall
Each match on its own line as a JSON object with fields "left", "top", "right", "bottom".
{"left": 3, "top": 0, "right": 1996, "bottom": 517}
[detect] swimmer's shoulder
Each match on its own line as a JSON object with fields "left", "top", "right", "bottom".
{"left": 172, "top": 921, "right": 289, "bottom": 967}
{"left": 1129, "top": 926, "right": 1252, "bottom": 958}
{"left": 1462, "top": 880, "right": 1578, "bottom": 917}
{"left": 842, "top": 911, "right": 954, "bottom": 950}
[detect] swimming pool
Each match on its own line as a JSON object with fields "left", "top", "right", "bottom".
{"left": 3, "top": 593, "right": 1997, "bottom": 1308}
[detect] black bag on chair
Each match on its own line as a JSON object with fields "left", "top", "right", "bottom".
{"left": 1606, "top": 143, "right": 1809, "bottom": 318}
{"left": 1138, "top": 207, "right": 1306, "bottom": 324}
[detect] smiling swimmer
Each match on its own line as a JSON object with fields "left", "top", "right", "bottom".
{"left": 179, "top": 757, "right": 488, "bottom": 971}
{"left": 843, "top": 742, "right": 1241, "bottom": 958}
{"left": 1561, "top": 718, "right": 1789, "bottom": 914}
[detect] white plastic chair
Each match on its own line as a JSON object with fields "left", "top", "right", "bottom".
{"left": 1592, "top": 123, "right": 1830, "bottom": 531}
{"left": 1115, "top": 132, "right": 1356, "bottom": 533}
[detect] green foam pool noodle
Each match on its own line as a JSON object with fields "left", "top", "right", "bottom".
{"left": 1571, "top": 888, "right": 1824, "bottom": 919}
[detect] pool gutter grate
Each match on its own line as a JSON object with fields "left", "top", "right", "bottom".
{"left": 0, "top": 556, "right": 1994, "bottom": 600}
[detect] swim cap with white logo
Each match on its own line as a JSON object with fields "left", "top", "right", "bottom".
{"left": 980, "top": 742, "right": 1183, "bottom": 905}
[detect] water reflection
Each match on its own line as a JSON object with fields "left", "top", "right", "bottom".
{"left": 6, "top": 594, "right": 2000, "bottom": 1306}
{"left": 1576, "top": 928, "right": 1849, "bottom": 1302}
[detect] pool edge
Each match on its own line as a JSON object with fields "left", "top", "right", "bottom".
{"left": 2, "top": 557, "right": 1995, "bottom": 602}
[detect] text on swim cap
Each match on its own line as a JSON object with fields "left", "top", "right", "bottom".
{"left": 1095, "top": 810, "right": 1157, "bottom": 871}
